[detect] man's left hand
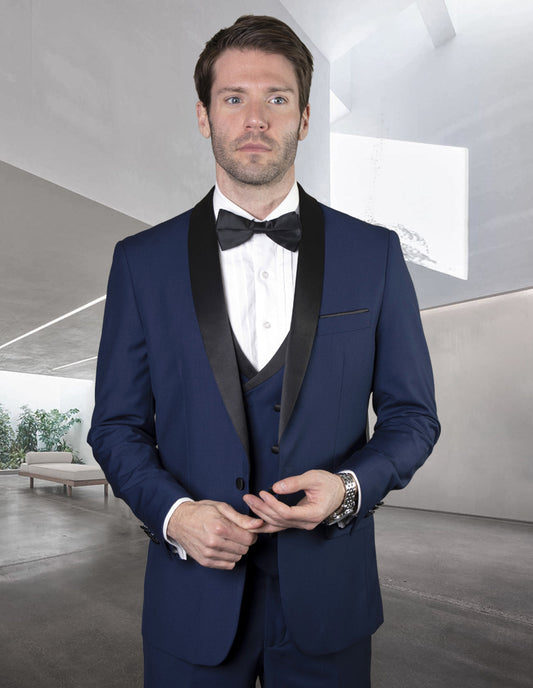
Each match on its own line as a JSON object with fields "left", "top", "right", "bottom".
{"left": 243, "top": 470, "right": 345, "bottom": 533}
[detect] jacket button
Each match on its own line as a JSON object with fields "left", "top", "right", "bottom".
{"left": 140, "top": 525, "right": 161, "bottom": 544}
{"left": 273, "top": 403, "right": 281, "bottom": 412}
{"left": 271, "top": 445, "right": 280, "bottom": 454}
{"left": 236, "top": 477, "right": 245, "bottom": 490}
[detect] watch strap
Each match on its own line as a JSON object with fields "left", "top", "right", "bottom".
{"left": 322, "top": 472, "right": 359, "bottom": 525}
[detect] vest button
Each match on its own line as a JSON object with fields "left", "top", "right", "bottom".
{"left": 271, "top": 445, "right": 280, "bottom": 455}
{"left": 273, "top": 403, "right": 281, "bottom": 412}
{"left": 235, "top": 477, "right": 245, "bottom": 490}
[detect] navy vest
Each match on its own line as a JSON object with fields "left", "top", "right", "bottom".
{"left": 234, "top": 338, "right": 286, "bottom": 575}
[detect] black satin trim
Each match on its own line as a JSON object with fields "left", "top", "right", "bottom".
{"left": 232, "top": 334, "right": 257, "bottom": 381}
{"left": 188, "top": 184, "right": 325, "bottom": 452}
{"left": 232, "top": 332, "right": 288, "bottom": 393}
{"left": 279, "top": 185, "right": 325, "bottom": 440}
{"left": 188, "top": 189, "right": 249, "bottom": 455}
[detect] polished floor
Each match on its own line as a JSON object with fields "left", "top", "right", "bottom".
{"left": 1, "top": 475, "right": 532, "bottom": 687}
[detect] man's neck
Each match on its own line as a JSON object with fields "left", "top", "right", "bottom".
{"left": 215, "top": 168, "right": 296, "bottom": 220}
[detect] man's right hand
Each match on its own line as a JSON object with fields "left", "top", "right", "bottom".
{"left": 167, "top": 500, "right": 263, "bottom": 570}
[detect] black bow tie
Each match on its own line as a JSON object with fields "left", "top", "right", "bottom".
{"left": 215, "top": 209, "right": 302, "bottom": 252}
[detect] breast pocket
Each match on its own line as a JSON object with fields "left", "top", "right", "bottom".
{"left": 317, "top": 308, "right": 370, "bottom": 336}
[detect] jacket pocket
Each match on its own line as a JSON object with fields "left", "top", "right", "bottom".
{"left": 317, "top": 308, "right": 370, "bottom": 335}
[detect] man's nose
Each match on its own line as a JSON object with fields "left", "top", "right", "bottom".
{"left": 244, "top": 103, "right": 268, "bottom": 131}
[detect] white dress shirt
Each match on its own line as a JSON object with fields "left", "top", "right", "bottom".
{"left": 163, "top": 183, "right": 360, "bottom": 557}
{"left": 214, "top": 183, "right": 300, "bottom": 370}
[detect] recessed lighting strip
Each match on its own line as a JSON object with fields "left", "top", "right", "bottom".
{"left": 52, "top": 356, "right": 98, "bottom": 371}
{"left": 0, "top": 296, "right": 106, "bottom": 351}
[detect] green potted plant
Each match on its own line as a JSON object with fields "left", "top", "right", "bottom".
{"left": 0, "top": 404, "right": 16, "bottom": 470}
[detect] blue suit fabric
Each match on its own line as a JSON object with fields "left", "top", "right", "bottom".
{"left": 143, "top": 570, "right": 372, "bottom": 687}
{"left": 88, "top": 187, "right": 440, "bottom": 667}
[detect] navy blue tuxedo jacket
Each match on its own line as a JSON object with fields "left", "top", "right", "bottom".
{"left": 88, "top": 186, "right": 440, "bottom": 665}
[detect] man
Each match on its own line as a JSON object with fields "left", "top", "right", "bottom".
{"left": 88, "top": 14, "right": 440, "bottom": 687}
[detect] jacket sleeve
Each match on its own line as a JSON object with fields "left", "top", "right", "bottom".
{"left": 88, "top": 241, "right": 190, "bottom": 543}
{"left": 339, "top": 231, "right": 441, "bottom": 519}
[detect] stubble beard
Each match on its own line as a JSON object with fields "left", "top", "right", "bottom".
{"left": 209, "top": 120, "right": 301, "bottom": 188}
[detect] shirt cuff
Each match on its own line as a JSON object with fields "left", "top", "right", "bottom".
{"left": 336, "top": 470, "right": 361, "bottom": 528}
{"left": 163, "top": 497, "right": 194, "bottom": 559}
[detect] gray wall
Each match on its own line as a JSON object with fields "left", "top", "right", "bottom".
{"left": 0, "top": 0, "right": 330, "bottom": 223}
{"left": 384, "top": 288, "right": 533, "bottom": 522}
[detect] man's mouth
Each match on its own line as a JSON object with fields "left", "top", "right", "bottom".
{"left": 237, "top": 143, "right": 271, "bottom": 152}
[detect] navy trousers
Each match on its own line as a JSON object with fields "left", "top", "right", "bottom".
{"left": 144, "top": 567, "right": 371, "bottom": 687}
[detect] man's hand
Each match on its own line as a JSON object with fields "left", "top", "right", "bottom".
{"left": 243, "top": 470, "right": 345, "bottom": 534}
{"left": 167, "top": 500, "right": 263, "bottom": 570}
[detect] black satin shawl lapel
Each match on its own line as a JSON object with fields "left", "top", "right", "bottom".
{"left": 279, "top": 185, "right": 325, "bottom": 440}
{"left": 188, "top": 189, "right": 249, "bottom": 455}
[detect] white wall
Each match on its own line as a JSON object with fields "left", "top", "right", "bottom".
{"left": 0, "top": 371, "right": 95, "bottom": 463}
{"left": 332, "top": 0, "right": 533, "bottom": 308}
{"left": 384, "top": 288, "right": 533, "bottom": 522}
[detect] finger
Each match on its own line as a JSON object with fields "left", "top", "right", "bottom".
{"left": 242, "top": 495, "right": 274, "bottom": 521}
{"left": 191, "top": 537, "right": 249, "bottom": 565}
{"left": 218, "top": 502, "right": 264, "bottom": 530}
{"left": 182, "top": 529, "right": 248, "bottom": 559}
{"left": 243, "top": 493, "right": 288, "bottom": 523}
{"left": 248, "top": 523, "right": 285, "bottom": 534}
{"left": 210, "top": 561, "right": 237, "bottom": 570}
{"left": 244, "top": 495, "right": 304, "bottom": 531}
{"left": 206, "top": 516, "right": 259, "bottom": 549}
{"left": 259, "top": 490, "right": 315, "bottom": 523}
{"left": 276, "top": 494, "right": 327, "bottom": 522}
{"left": 197, "top": 555, "right": 240, "bottom": 570}
{"left": 247, "top": 492, "right": 322, "bottom": 529}
{"left": 205, "top": 537, "right": 250, "bottom": 557}
{"left": 271, "top": 472, "right": 312, "bottom": 495}
{"left": 245, "top": 490, "right": 291, "bottom": 514}
{"left": 258, "top": 490, "right": 295, "bottom": 517}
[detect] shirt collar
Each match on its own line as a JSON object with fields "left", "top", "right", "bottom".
{"left": 213, "top": 182, "right": 299, "bottom": 222}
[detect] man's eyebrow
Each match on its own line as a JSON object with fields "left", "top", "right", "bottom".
{"left": 215, "top": 86, "right": 296, "bottom": 95}
{"left": 266, "top": 86, "right": 296, "bottom": 94}
{"left": 216, "top": 87, "right": 247, "bottom": 94}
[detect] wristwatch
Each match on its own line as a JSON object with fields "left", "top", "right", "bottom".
{"left": 322, "top": 472, "right": 359, "bottom": 525}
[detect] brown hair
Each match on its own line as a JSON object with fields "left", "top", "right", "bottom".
{"left": 194, "top": 15, "right": 313, "bottom": 114}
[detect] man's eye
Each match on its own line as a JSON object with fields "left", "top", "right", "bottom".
{"left": 226, "top": 96, "right": 241, "bottom": 104}
{"left": 270, "top": 96, "right": 286, "bottom": 105}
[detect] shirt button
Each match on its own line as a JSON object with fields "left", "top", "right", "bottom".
{"left": 261, "top": 270, "right": 269, "bottom": 279}
{"left": 271, "top": 445, "right": 280, "bottom": 455}
{"left": 273, "top": 403, "right": 281, "bottom": 412}
{"left": 263, "top": 321, "right": 271, "bottom": 329}
{"left": 236, "top": 478, "right": 245, "bottom": 490}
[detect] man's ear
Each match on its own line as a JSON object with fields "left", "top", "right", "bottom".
{"left": 196, "top": 101, "right": 211, "bottom": 138}
{"left": 298, "top": 104, "right": 310, "bottom": 142}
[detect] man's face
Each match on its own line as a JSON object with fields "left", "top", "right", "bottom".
{"left": 196, "top": 49, "right": 310, "bottom": 189}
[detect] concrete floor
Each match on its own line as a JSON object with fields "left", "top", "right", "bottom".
{"left": 1, "top": 475, "right": 532, "bottom": 687}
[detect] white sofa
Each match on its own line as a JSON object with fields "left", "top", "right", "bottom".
{"left": 18, "top": 451, "right": 108, "bottom": 497}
